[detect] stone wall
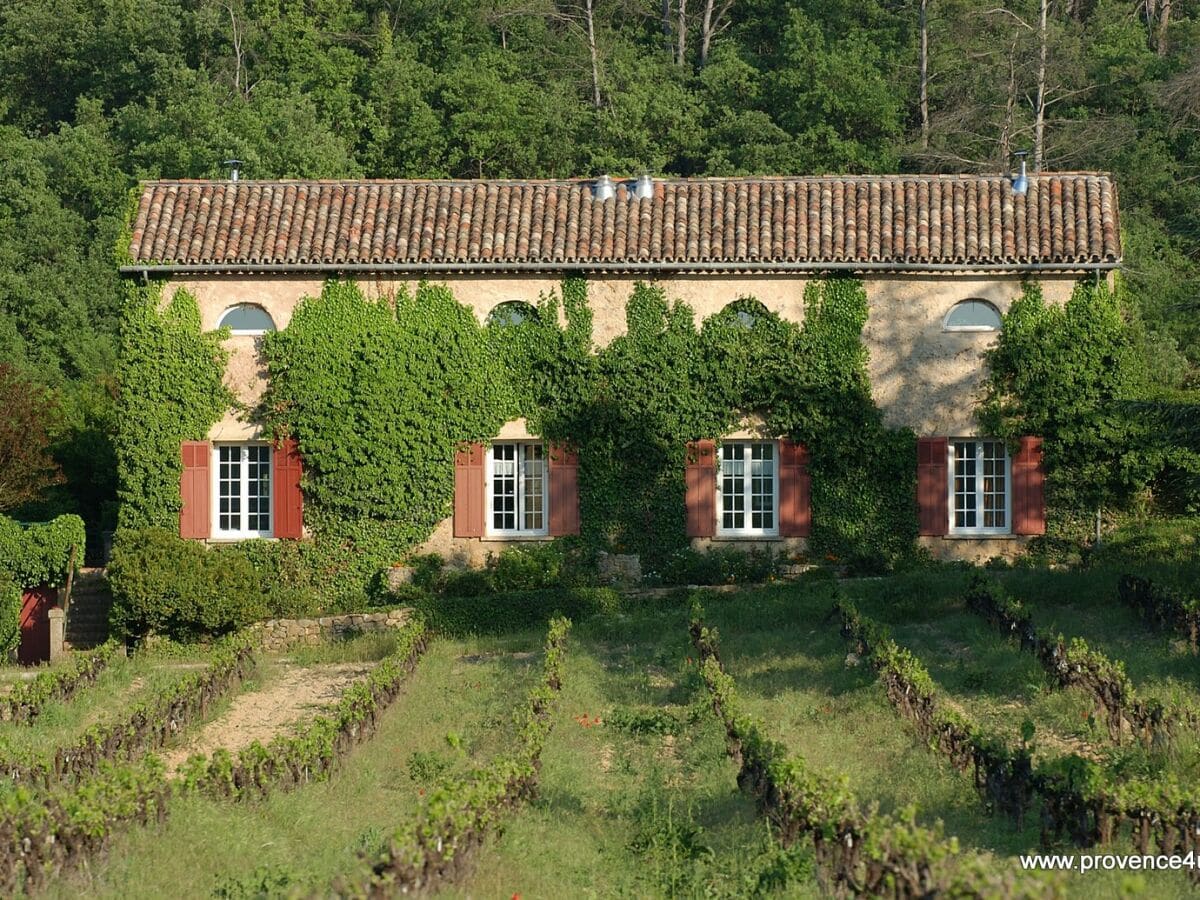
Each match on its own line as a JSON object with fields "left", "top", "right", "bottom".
{"left": 249, "top": 607, "right": 412, "bottom": 652}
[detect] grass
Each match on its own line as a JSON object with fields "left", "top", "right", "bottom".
{"left": 0, "top": 645, "right": 214, "bottom": 763}
{"left": 44, "top": 632, "right": 544, "bottom": 899}
{"left": 19, "top": 560, "right": 1200, "bottom": 898}
{"left": 445, "top": 608, "right": 812, "bottom": 899}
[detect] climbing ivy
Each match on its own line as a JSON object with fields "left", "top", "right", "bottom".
{"left": 119, "top": 274, "right": 918, "bottom": 604}
{"left": 0, "top": 576, "right": 18, "bottom": 657}
{"left": 0, "top": 513, "right": 85, "bottom": 587}
{"left": 255, "top": 281, "right": 506, "bottom": 605}
{"left": 0, "top": 512, "right": 85, "bottom": 656}
{"left": 114, "top": 284, "right": 231, "bottom": 530}
{"left": 441, "top": 277, "right": 913, "bottom": 568}
{"left": 978, "top": 280, "right": 1200, "bottom": 540}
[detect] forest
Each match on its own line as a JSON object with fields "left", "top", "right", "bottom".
{"left": 0, "top": 0, "right": 1197, "bottom": 544}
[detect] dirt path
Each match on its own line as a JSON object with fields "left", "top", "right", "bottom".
{"left": 161, "top": 662, "right": 373, "bottom": 776}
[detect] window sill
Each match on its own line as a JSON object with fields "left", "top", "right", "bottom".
{"left": 208, "top": 535, "right": 276, "bottom": 542}
{"left": 711, "top": 534, "right": 782, "bottom": 542}
{"left": 481, "top": 535, "right": 554, "bottom": 543}
{"left": 943, "top": 533, "right": 1017, "bottom": 540}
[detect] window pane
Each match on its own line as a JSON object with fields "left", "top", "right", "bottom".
{"left": 217, "top": 304, "right": 276, "bottom": 333}
{"left": 522, "top": 445, "right": 545, "bottom": 531}
{"left": 246, "top": 445, "right": 271, "bottom": 532}
{"left": 945, "top": 299, "right": 1002, "bottom": 330}
{"left": 218, "top": 446, "right": 240, "bottom": 532}
{"left": 953, "top": 441, "right": 977, "bottom": 529}
{"left": 982, "top": 441, "right": 1007, "bottom": 528}
{"left": 492, "top": 444, "right": 516, "bottom": 531}
{"left": 721, "top": 443, "right": 745, "bottom": 530}
{"left": 750, "top": 443, "right": 775, "bottom": 530}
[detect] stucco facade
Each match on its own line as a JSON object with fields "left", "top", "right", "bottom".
{"left": 172, "top": 272, "right": 1081, "bottom": 563}
{"left": 182, "top": 272, "right": 1078, "bottom": 439}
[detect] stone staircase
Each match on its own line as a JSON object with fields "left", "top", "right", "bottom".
{"left": 65, "top": 567, "right": 113, "bottom": 650}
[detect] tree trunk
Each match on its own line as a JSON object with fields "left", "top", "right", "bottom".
{"left": 1033, "top": 0, "right": 1048, "bottom": 172}
{"left": 677, "top": 0, "right": 688, "bottom": 65}
{"left": 585, "top": 0, "right": 602, "bottom": 108}
{"left": 662, "top": 0, "right": 673, "bottom": 58}
{"left": 919, "top": 0, "right": 929, "bottom": 150}
{"left": 998, "top": 39, "right": 1019, "bottom": 165}
{"left": 1157, "top": 0, "right": 1171, "bottom": 56}
{"left": 700, "top": 0, "right": 731, "bottom": 68}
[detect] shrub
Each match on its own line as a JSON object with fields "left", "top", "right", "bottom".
{"left": 0, "top": 575, "right": 19, "bottom": 658}
{"left": 653, "top": 546, "right": 778, "bottom": 586}
{"left": 487, "top": 543, "right": 565, "bottom": 591}
{"left": 226, "top": 539, "right": 323, "bottom": 618}
{"left": 416, "top": 586, "right": 619, "bottom": 635}
{"left": 108, "top": 528, "right": 265, "bottom": 641}
{"left": 440, "top": 568, "right": 494, "bottom": 598}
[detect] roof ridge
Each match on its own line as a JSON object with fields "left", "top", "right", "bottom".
{"left": 125, "top": 173, "right": 1122, "bottom": 272}
{"left": 139, "top": 172, "right": 1115, "bottom": 187}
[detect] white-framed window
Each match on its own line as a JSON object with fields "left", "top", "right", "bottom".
{"left": 717, "top": 441, "right": 778, "bottom": 537}
{"left": 487, "top": 442, "right": 548, "bottom": 537}
{"left": 487, "top": 301, "right": 537, "bottom": 327}
{"left": 949, "top": 439, "right": 1010, "bottom": 535}
{"left": 217, "top": 304, "right": 276, "bottom": 335}
{"left": 213, "top": 443, "right": 273, "bottom": 538}
{"left": 943, "top": 299, "right": 1002, "bottom": 332}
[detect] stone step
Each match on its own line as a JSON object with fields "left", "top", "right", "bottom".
{"left": 65, "top": 570, "right": 113, "bottom": 647}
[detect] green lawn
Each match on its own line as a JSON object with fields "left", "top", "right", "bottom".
{"left": 22, "top": 570, "right": 1200, "bottom": 898}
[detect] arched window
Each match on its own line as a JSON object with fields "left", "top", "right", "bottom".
{"left": 722, "top": 298, "right": 770, "bottom": 329}
{"left": 218, "top": 304, "right": 276, "bottom": 335}
{"left": 487, "top": 301, "right": 537, "bottom": 327}
{"left": 943, "top": 299, "right": 1002, "bottom": 332}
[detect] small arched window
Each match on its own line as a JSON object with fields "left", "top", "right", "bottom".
{"left": 487, "top": 301, "right": 537, "bottom": 327}
{"left": 722, "top": 298, "right": 770, "bottom": 329}
{"left": 943, "top": 299, "right": 1002, "bottom": 332}
{"left": 218, "top": 304, "right": 276, "bottom": 335}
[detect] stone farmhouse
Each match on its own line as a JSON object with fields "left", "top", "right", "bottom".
{"left": 121, "top": 173, "right": 1122, "bottom": 563}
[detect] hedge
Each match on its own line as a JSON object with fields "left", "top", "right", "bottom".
{"left": 0, "top": 631, "right": 258, "bottom": 786}
{"left": 964, "top": 572, "right": 1197, "bottom": 746}
{"left": 0, "top": 513, "right": 85, "bottom": 588}
{"left": 1117, "top": 573, "right": 1200, "bottom": 653}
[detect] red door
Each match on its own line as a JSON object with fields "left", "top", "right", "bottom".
{"left": 18, "top": 586, "right": 57, "bottom": 665}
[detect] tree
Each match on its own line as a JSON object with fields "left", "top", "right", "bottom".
{"left": 0, "top": 365, "right": 64, "bottom": 513}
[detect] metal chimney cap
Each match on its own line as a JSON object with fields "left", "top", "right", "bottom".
{"left": 224, "top": 159, "right": 244, "bottom": 182}
{"left": 1011, "top": 150, "right": 1029, "bottom": 196}
{"left": 633, "top": 173, "right": 655, "bottom": 200}
{"left": 592, "top": 174, "right": 616, "bottom": 201}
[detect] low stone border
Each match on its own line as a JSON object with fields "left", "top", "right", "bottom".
{"left": 247, "top": 609, "right": 412, "bottom": 652}
{"left": 249, "top": 608, "right": 413, "bottom": 652}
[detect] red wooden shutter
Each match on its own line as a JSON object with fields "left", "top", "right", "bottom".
{"left": 1012, "top": 436, "right": 1046, "bottom": 535}
{"left": 778, "top": 440, "right": 812, "bottom": 537}
{"left": 685, "top": 440, "right": 717, "bottom": 538}
{"left": 272, "top": 438, "right": 304, "bottom": 539}
{"left": 917, "top": 437, "right": 949, "bottom": 537}
{"left": 180, "top": 440, "right": 211, "bottom": 539}
{"left": 453, "top": 443, "right": 485, "bottom": 537}
{"left": 549, "top": 444, "right": 581, "bottom": 536}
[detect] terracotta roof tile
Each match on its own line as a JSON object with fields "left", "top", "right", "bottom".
{"left": 124, "top": 174, "right": 1121, "bottom": 273}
